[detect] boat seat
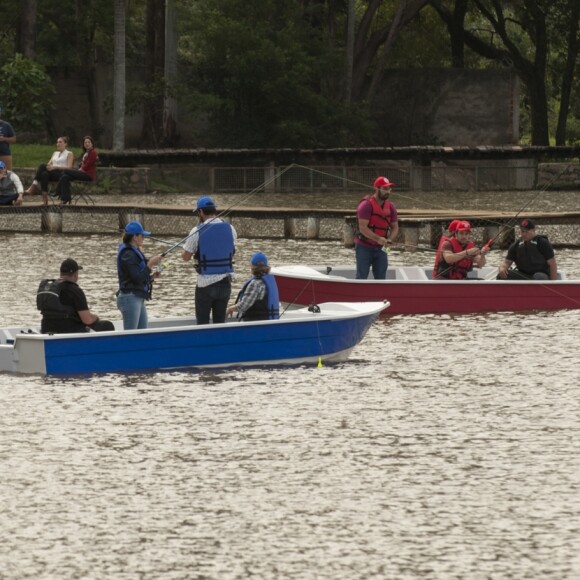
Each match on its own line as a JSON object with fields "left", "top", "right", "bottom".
{"left": 399, "top": 267, "right": 430, "bottom": 281}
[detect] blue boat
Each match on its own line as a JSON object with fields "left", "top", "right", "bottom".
{"left": 0, "top": 301, "right": 389, "bottom": 376}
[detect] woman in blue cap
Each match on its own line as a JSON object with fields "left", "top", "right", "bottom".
{"left": 116, "top": 221, "right": 163, "bottom": 329}
{"left": 227, "top": 252, "right": 279, "bottom": 321}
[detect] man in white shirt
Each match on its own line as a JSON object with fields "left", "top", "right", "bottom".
{"left": 181, "top": 196, "right": 237, "bottom": 324}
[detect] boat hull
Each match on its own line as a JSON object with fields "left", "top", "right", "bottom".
{"left": 272, "top": 266, "right": 580, "bottom": 315}
{"left": 0, "top": 302, "right": 388, "bottom": 376}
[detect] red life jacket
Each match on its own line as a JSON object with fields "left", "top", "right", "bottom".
{"left": 434, "top": 236, "right": 474, "bottom": 279}
{"left": 357, "top": 195, "right": 392, "bottom": 244}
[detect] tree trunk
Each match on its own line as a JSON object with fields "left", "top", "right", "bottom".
{"left": 141, "top": 0, "right": 166, "bottom": 146}
{"left": 555, "top": 0, "right": 580, "bottom": 145}
{"left": 17, "top": 0, "right": 37, "bottom": 58}
{"left": 448, "top": 0, "right": 468, "bottom": 67}
{"left": 344, "top": 0, "right": 355, "bottom": 103}
{"left": 163, "top": 0, "right": 178, "bottom": 145}
{"left": 113, "top": 0, "right": 126, "bottom": 151}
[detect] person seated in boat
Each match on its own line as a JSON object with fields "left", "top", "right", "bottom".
{"left": 24, "top": 136, "right": 74, "bottom": 205}
{"left": 497, "top": 219, "right": 557, "bottom": 280}
{"left": 227, "top": 252, "right": 280, "bottom": 321}
{"left": 37, "top": 258, "right": 114, "bottom": 334}
{"left": 431, "top": 220, "right": 459, "bottom": 278}
{"left": 0, "top": 161, "right": 24, "bottom": 206}
{"left": 354, "top": 176, "right": 399, "bottom": 280}
{"left": 433, "top": 220, "right": 488, "bottom": 279}
{"left": 182, "top": 196, "right": 237, "bottom": 324}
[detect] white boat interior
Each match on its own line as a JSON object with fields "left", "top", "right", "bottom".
{"left": 275, "top": 265, "right": 566, "bottom": 282}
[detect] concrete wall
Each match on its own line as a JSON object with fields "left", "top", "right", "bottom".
{"left": 372, "top": 69, "right": 519, "bottom": 146}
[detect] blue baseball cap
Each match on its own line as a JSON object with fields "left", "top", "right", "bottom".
{"left": 0, "top": 161, "right": 5, "bottom": 169}
{"left": 251, "top": 252, "right": 268, "bottom": 266}
{"left": 124, "top": 221, "right": 151, "bottom": 236}
{"left": 194, "top": 196, "right": 216, "bottom": 214}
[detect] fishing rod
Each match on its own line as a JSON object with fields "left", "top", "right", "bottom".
{"left": 159, "top": 163, "right": 298, "bottom": 257}
{"left": 479, "top": 163, "right": 573, "bottom": 251}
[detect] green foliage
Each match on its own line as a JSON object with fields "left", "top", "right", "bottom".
{"left": 178, "top": 0, "right": 372, "bottom": 147}
{"left": 0, "top": 55, "right": 55, "bottom": 131}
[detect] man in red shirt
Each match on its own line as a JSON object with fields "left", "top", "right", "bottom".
{"left": 354, "top": 176, "right": 399, "bottom": 280}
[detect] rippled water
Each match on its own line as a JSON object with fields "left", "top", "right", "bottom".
{"left": 1, "top": 218, "right": 580, "bottom": 577}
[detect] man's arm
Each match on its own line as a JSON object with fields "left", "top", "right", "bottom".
{"left": 77, "top": 309, "right": 100, "bottom": 326}
{"left": 547, "top": 257, "right": 557, "bottom": 280}
{"left": 497, "top": 259, "right": 514, "bottom": 279}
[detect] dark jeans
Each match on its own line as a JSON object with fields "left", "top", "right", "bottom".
{"left": 0, "top": 192, "right": 18, "bottom": 206}
{"left": 34, "top": 163, "right": 66, "bottom": 193}
{"left": 195, "top": 277, "right": 232, "bottom": 324}
{"left": 498, "top": 269, "right": 549, "bottom": 281}
{"left": 355, "top": 243, "right": 388, "bottom": 279}
{"left": 56, "top": 169, "right": 93, "bottom": 202}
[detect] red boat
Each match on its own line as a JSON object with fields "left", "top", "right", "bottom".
{"left": 272, "top": 265, "right": 580, "bottom": 315}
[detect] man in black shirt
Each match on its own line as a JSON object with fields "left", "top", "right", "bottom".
{"left": 37, "top": 258, "right": 114, "bottom": 333}
{"left": 497, "top": 219, "right": 558, "bottom": 280}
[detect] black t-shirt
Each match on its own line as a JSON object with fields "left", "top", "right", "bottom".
{"left": 506, "top": 235, "right": 554, "bottom": 274}
{"left": 41, "top": 281, "right": 90, "bottom": 334}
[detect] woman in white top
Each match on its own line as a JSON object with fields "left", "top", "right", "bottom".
{"left": 25, "top": 136, "right": 74, "bottom": 204}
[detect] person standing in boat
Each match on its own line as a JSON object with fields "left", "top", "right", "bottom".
{"left": 116, "top": 221, "right": 164, "bottom": 330}
{"left": 227, "top": 252, "right": 280, "bottom": 321}
{"left": 37, "top": 258, "right": 114, "bottom": 334}
{"left": 182, "top": 196, "right": 237, "bottom": 324}
{"left": 354, "top": 176, "right": 399, "bottom": 279}
{"left": 497, "top": 219, "right": 557, "bottom": 280}
{"left": 433, "top": 220, "right": 488, "bottom": 279}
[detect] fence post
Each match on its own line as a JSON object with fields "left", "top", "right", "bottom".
{"left": 41, "top": 208, "right": 63, "bottom": 233}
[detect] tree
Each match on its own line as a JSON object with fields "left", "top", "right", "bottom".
{"left": 17, "top": 0, "right": 37, "bottom": 58}
{"left": 0, "top": 54, "right": 55, "bottom": 131}
{"left": 431, "top": 0, "right": 580, "bottom": 145}
{"left": 113, "top": 0, "right": 126, "bottom": 150}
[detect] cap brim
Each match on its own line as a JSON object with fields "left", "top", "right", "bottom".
{"left": 142, "top": 231, "right": 151, "bottom": 236}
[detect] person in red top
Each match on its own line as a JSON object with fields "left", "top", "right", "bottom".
{"left": 433, "top": 220, "right": 488, "bottom": 279}
{"left": 54, "top": 136, "right": 99, "bottom": 204}
{"left": 354, "top": 176, "right": 399, "bottom": 279}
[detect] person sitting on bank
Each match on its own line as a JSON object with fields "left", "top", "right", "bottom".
{"left": 0, "top": 161, "right": 24, "bottom": 206}
{"left": 25, "top": 136, "right": 74, "bottom": 204}
{"left": 54, "top": 135, "right": 99, "bottom": 204}
{"left": 433, "top": 220, "right": 488, "bottom": 279}
{"left": 37, "top": 258, "right": 114, "bottom": 334}
{"left": 227, "top": 252, "right": 280, "bottom": 321}
{"left": 497, "top": 219, "right": 557, "bottom": 280}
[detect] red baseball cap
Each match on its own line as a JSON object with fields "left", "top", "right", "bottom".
{"left": 455, "top": 220, "right": 471, "bottom": 231}
{"left": 373, "top": 176, "right": 395, "bottom": 189}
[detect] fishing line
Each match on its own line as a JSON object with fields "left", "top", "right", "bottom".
{"left": 159, "top": 163, "right": 298, "bottom": 257}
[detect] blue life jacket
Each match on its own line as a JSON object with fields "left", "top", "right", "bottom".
{"left": 237, "top": 274, "right": 280, "bottom": 321}
{"left": 196, "top": 222, "right": 235, "bottom": 275}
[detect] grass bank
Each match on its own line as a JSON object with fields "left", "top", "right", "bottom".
{"left": 11, "top": 143, "right": 85, "bottom": 168}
